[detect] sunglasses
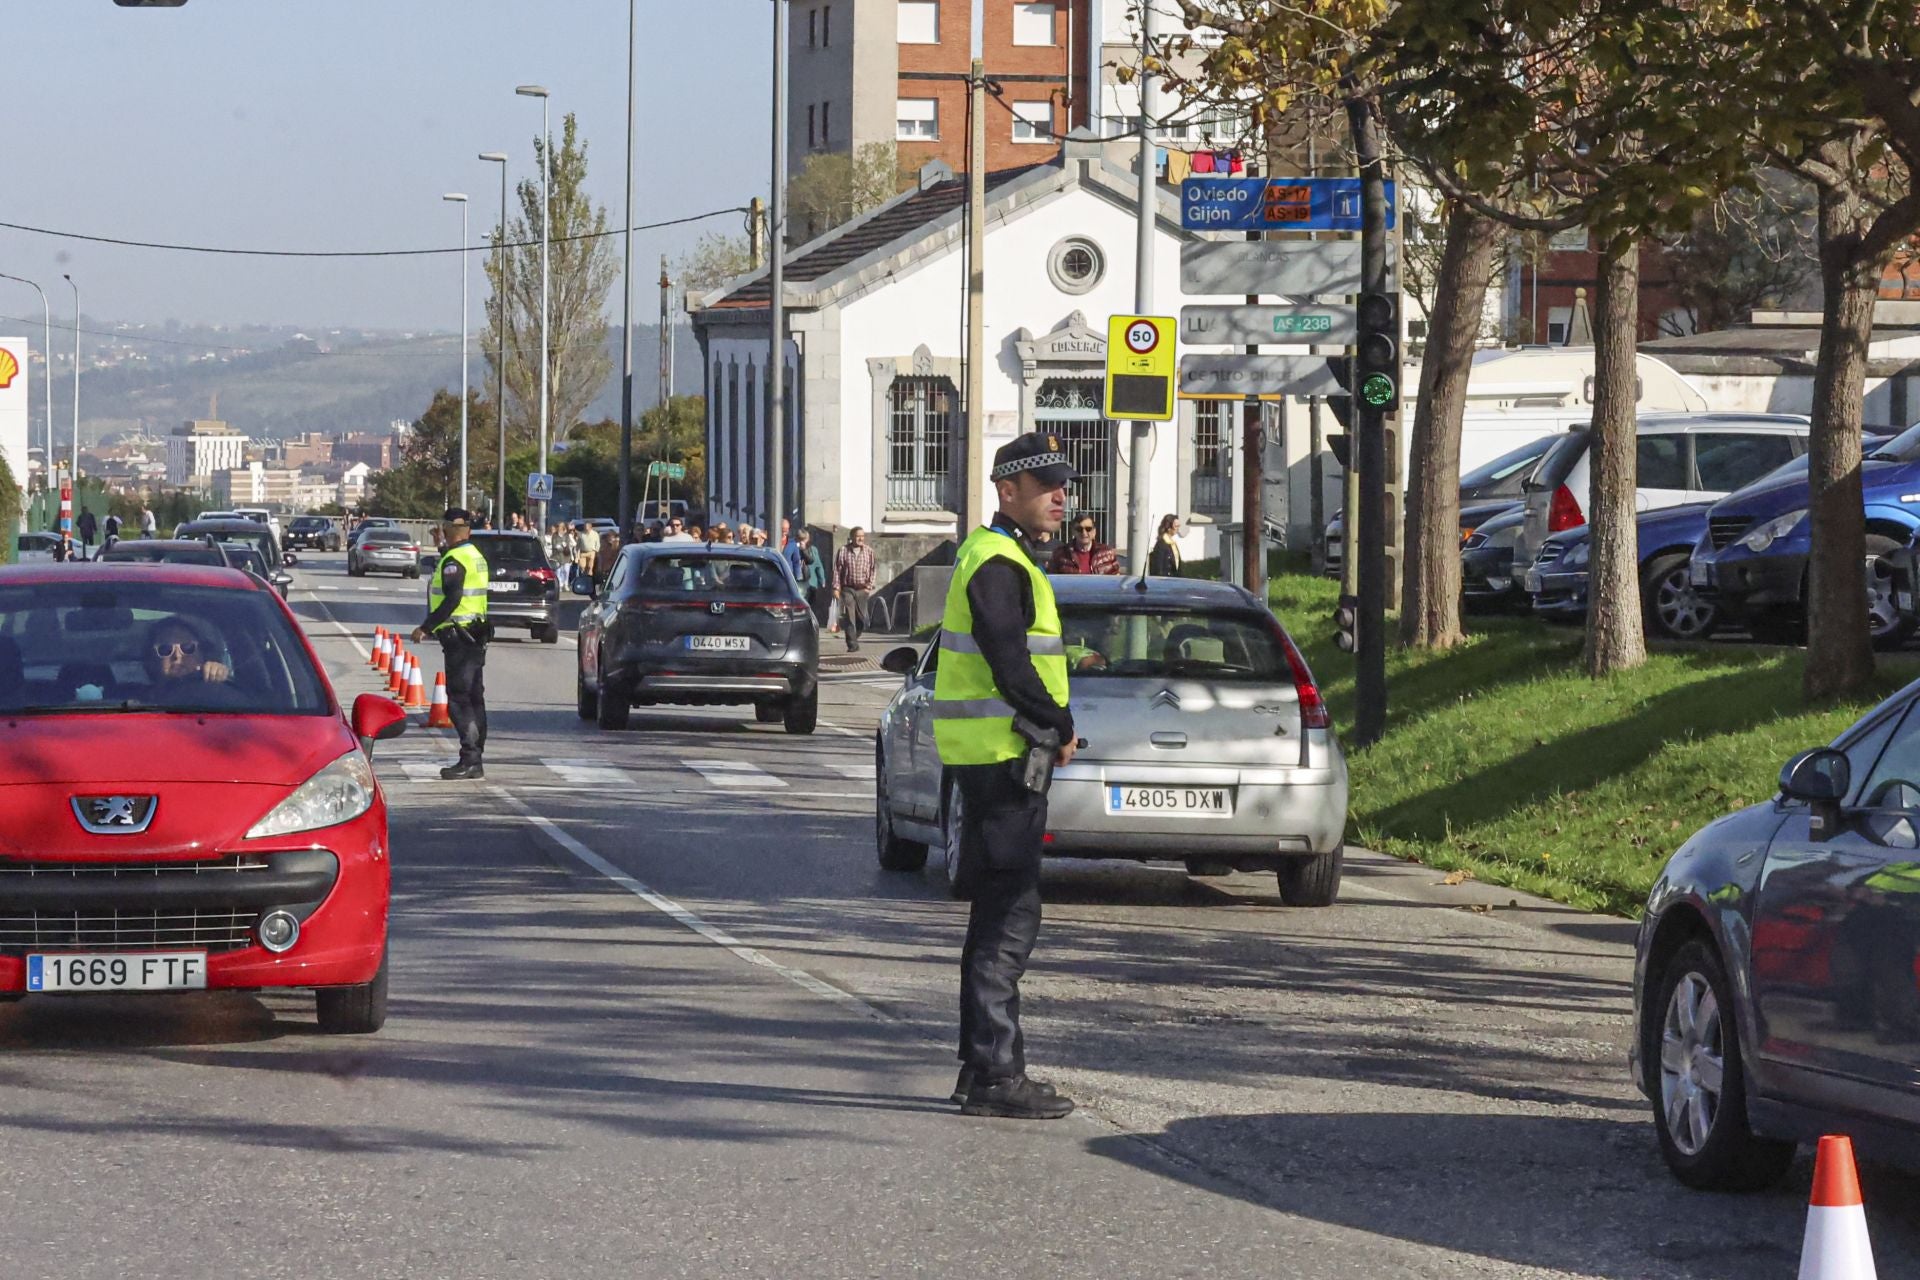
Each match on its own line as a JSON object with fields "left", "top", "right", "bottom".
{"left": 1075, "top": 524, "right": 1096, "bottom": 533}
{"left": 153, "top": 640, "right": 199, "bottom": 659}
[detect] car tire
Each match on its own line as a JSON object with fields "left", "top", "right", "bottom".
{"left": 1865, "top": 534, "right": 1917, "bottom": 649}
{"left": 576, "top": 669, "right": 598, "bottom": 721}
{"left": 942, "top": 777, "right": 970, "bottom": 900}
{"left": 755, "top": 702, "right": 783, "bottom": 724}
{"left": 1642, "top": 554, "right": 1717, "bottom": 642}
{"left": 596, "top": 672, "right": 631, "bottom": 731}
{"left": 537, "top": 623, "right": 561, "bottom": 644}
{"left": 407, "top": 567, "right": 421, "bottom": 580}
{"left": 876, "top": 744, "right": 929, "bottom": 872}
{"left": 783, "top": 687, "right": 818, "bottom": 735}
{"left": 315, "top": 947, "right": 388, "bottom": 1035}
{"left": 1647, "top": 938, "right": 1796, "bottom": 1191}
{"left": 1277, "top": 846, "right": 1343, "bottom": 907}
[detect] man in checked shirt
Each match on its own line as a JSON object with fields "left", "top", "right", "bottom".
{"left": 832, "top": 526, "right": 877, "bottom": 652}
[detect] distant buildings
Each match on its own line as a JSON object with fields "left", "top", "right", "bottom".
{"left": 166, "top": 420, "right": 248, "bottom": 486}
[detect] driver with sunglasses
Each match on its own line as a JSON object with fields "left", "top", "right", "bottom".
{"left": 144, "top": 618, "right": 231, "bottom": 689}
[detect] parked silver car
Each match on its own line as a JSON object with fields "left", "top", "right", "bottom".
{"left": 874, "top": 576, "right": 1348, "bottom": 905}
{"left": 348, "top": 528, "right": 422, "bottom": 579}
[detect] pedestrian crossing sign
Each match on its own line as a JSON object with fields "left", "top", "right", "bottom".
{"left": 1104, "top": 315, "right": 1177, "bottom": 422}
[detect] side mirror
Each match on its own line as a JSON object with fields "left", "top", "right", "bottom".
{"left": 351, "top": 692, "right": 408, "bottom": 749}
{"left": 1781, "top": 747, "right": 1850, "bottom": 839}
{"left": 283, "top": 552, "right": 298, "bottom": 567}
{"left": 881, "top": 645, "right": 921, "bottom": 677}
{"left": 572, "top": 576, "right": 596, "bottom": 599}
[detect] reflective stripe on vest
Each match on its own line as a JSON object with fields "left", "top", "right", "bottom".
{"left": 932, "top": 525, "right": 1069, "bottom": 765}
{"left": 430, "top": 541, "right": 491, "bottom": 630}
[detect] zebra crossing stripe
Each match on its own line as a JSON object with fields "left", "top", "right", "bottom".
{"left": 543, "top": 757, "right": 629, "bottom": 787}
{"left": 685, "top": 760, "right": 786, "bottom": 788}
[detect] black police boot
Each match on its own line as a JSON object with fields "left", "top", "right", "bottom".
{"left": 960, "top": 1074, "right": 1074, "bottom": 1120}
{"left": 440, "top": 761, "right": 485, "bottom": 780}
{"left": 953, "top": 1066, "right": 1058, "bottom": 1105}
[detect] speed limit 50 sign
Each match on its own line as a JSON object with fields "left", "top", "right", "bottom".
{"left": 1104, "top": 314, "right": 1177, "bottom": 421}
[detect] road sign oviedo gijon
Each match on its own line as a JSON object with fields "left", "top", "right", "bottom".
{"left": 1103, "top": 315, "right": 1177, "bottom": 421}
{"left": 1180, "top": 177, "right": 1397, "bottom": 233}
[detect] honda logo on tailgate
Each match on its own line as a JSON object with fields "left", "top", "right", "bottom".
{"left": 709, "top": 601, "right": 726, "bottom": 615}
{"left": 71, "top": 795, "right": 159, "bottom": 834}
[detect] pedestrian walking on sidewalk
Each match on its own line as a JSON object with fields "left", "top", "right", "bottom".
{"left": 412, "top": 508, "right": 491, "bottom": 780}
{"left": 833, "top": 526, "right": 876, "bottom": 651}
{"left": 935, "top": 432, "right": 1077, "bottom": 1121}
{"left": 790, "top": 529, "right": 828, "bottom": 623}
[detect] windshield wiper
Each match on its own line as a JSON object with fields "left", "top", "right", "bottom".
{"left": 9, "top": 701, "right": 143, "bottom": 714}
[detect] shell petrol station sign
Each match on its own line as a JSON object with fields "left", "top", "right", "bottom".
{"left": 0, "top": 338, "right": 28, "bottom": 495}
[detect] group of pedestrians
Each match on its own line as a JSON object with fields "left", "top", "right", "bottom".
{"left": 1033, "top": 512, "right": 1185, "bottom": 577}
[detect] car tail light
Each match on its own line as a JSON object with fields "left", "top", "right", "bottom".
{"left": 1274, "top": 624, "right": 1331, "bottom": 730}
{"left": 527, "top": 567, "right": 556, "bottom": 583}
{"left": 1547, "top": 485, "right": 1585, "bottom": 533}
{"left": 407, "top": 544, "right": 420, "bottom": 554}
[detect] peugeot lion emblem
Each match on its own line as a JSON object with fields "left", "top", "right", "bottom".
{"left": 1151, "top": 688, "right": 1181, "bottom": 710}
{"left": 72, "top": 795, "right": 159, "bottom": 835}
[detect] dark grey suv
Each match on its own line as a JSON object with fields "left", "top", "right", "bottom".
{"left": 468, "top": 531, "right": 561, "bottom": 643}
{"left": 574, "top": 544, "right": 819, "bottom": 734}
{"left": 1634, "top": 673, "right": 1920, "bottom": 1189}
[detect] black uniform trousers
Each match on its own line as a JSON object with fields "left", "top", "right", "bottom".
{"left": 955, "top": 758, "right": 1048, "bottom": 1083}
{"left": 439, "top": 627, "right": 488, "bottom": 765}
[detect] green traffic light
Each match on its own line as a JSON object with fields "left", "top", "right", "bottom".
{"left": 1361, "top": 372, "right": 1396, "bottom": 407}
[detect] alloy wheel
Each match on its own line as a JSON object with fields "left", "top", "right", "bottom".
{"left": 1654, "top": 567, "right": 1715, "bottom": 639}
{"left": 1866, "top": 553, "right": 1901, "bottom": 638}
{"left": 1659, "top": 971, "right": 1725, "bottom": 1157}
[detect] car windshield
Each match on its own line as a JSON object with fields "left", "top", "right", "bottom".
{"left": 0, "top": 582, "right": 329, "bottom": 716}
{"left": 103, "top": 545, "right": 224, "bottom": 566}
{"left": 634, "top": 554, "right": 786, "bottom": 596}
{"left": 1869, "top": 424, "right": 1920, "bottom": 461}
{"left": 197, "top": 528, "right": 274, "bottom": 556}
{"left": 365, "top": 531, "right": 411, "bottom": 545}
{"left": 1059, "top": 605, "right": 1289, "bottom": 682}
{"left": 226, "top": 546, "right": 270, "bottom": 576}
{"left": 1526, "top": 430, "right": 1590, "bottom": 491}
{"left": 291, "top": 518, "right": 325, "bottom": 530}
{"left": 1461, "top": 436, "right": 1556, "bottom": 488}
{"left": 474, "top": 537, "right": 547, "bottom": 565}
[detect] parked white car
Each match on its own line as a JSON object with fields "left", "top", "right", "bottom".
{"left": 1516, "top": 413, "right": 1812, "bottom": 574}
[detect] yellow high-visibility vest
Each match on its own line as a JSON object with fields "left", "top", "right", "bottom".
{"left": 430, "top": 541, "right": 491, "bottom": 630}
{"left": 933, "top": 525, "right": 1069, "bottom": 765}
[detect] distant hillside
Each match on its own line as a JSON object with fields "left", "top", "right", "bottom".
{"left": 62, "top": 325, "right": 702, "bottom": 443}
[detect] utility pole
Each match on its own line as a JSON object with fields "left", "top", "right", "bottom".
{"left": 618, "top": 0, "right": 639, "bottom": 535}
{"left": 660, "top": 258, "right": 675, "bottom": 510}
{"left": 479, "top": 151, "right": 509, "bottom": 523}
{"left": 748, "top": 197, "right": 767, "bottom": 269}
{"left": 1240, "top": 165, "right": 1264, "bottom": 596}
{"left": 768, "top": 0, "right": 788, "bottom": 539}
{"left": 963, "top": 57, "right": 987, "bottom": 530}
{"left": 1127, "top": 0, "right": 1157, "bottom": 571}
{"left": 1348, "top": 94, "right": 1391, "bottom": 747}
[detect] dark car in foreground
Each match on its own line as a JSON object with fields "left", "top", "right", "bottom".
{"left": 286, "top": 516, "right": 344, "bottom": 551}
{"left": 171, "top": 519, "right": 292, "bottom": 595}
{"left": 469, "top": 531, "right": 560, "bottom": 643}
{"left": 574, "top": 545, "right": 819, "bottom": 733}
{"left": 1633, "top": 673, "right": 1920, "bottom": 1189}
{"left": 1526, "top": 502, "right": 1717, "bottom": 640}
{"left": 99, "top": 539, "right": 234, "bottom": 570}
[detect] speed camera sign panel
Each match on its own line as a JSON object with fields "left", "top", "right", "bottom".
{"left": 1105, "top": 314, "right": 1177, "bottom": 421}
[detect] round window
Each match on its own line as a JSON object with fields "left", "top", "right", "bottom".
{"left": 1047, "top": 237, "right": 1105, "bottom": 295}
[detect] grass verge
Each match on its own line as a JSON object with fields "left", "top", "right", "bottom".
{"left": 1265, "top": 567, "right": 1919, "bottom": 917}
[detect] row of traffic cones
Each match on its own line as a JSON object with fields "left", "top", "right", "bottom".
{"left": 369, "top": 626, "right": 453, "bottom": 728}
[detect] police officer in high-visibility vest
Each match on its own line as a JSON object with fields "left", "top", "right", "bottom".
{"left": 412, "top": 507, "right": 492, "bottom": 780}
{"left": 936, "top": 432, "right": 1078, "bottom": 1120}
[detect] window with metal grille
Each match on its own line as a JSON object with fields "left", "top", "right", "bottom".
{"left": 1192, "top": 401, "right": 1232, "bottom": 514}
{"left": 1033, "top": 379, "right": 1113, "bottom": 544}
{"left": 886, "top": 377, "right": 955, "bottom": 511}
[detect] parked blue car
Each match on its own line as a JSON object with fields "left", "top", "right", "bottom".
{"left": 1526, "top": 502, "right": 1718, "bottom": 639}
{"left": 1692, "top": 430, "right": 1907, "bottom": 646}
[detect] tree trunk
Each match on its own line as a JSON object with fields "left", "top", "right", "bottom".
{"left": 1584, "top": 237, "right": 1648, "bottom": 677}
{"left": 1804, "top": 187, "right": 1880, "bottom": 701}
{"left": 1400, "top": 203, "right": 1501, "bottom": 648}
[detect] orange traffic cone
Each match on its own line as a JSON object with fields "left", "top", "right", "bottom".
{"left": 406, "top": 659, "right": 429, "bottom": 709}
{"left": 388, "top": 647, "right": 407, "bottom": 695}
{"left": 369, "top": 627, "right": 385, "bottom": 669}
{"left": 1799, "top": 1135, "right": 1877, "bottom": 1279}
{"left": 427, "top": 673, "right": 454, "bottom": 728}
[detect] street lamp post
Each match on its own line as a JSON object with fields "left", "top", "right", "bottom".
{"left": 768, "top": 0, "right": 788, "bottom": 543}
{"left": 479, "top": 151, "right": 509, "bottom": 523}
{"left": 61, "top": 274, "right": 78, "bottom": 486}
{"left": 0, "top": 273, "right": 54, "bottom": 492}
{"left": 444, "top": 194, "right": 471, "bottom": 511}
{"left": 618, "top": 0, "right": 638, "bottom": 536}
{"left": 515, "top": 85, "right": 552, "bottom": 521}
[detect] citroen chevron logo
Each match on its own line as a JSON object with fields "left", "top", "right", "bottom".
{"left": 1151, "top": 688, "right": 1181, "bottom": 710}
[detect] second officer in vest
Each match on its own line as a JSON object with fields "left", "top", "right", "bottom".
{"left": 936, "top": 432, "right": 1078, "bottom": 1120}
{"left": 412, "top": 507, "right": 491, "bottom": 780}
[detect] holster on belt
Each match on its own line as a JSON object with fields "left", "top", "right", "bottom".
{"left": 1011, "top": 714, "right": 1062, "bottom": 795}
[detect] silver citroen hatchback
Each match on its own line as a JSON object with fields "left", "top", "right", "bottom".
{"left": 875, "top": 576, "right": 1348, "bottom": 905}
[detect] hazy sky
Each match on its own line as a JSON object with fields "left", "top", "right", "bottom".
{"left": 0, "top": 0, "right": 774, "bottom": 334}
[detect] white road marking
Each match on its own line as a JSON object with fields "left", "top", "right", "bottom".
{"left": 685, "top": 759, "right": 786, "bottom": 788}
{"left": 494, "top": 789, "right": 888, "bottom": 1022}
{"left": 296, "top": 586, "right": 372, "bottom": 662}
{"left": 826, "top": 761, "right": 876, "bottom": 780}
{"left": 396, "top": 760, "right": 445, "bottom": 784}
{"left": 543, "top": 757, "right": 629, "bottom": 787}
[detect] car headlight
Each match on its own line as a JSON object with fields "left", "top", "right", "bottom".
{"left": 1563, "top": 541, "right": 1591, "bottom": 569}
{"left": 1737, "top": 509, "right": 1807, "bottom": 554}
{"left": 246, "top": 749, "right": 375, "bottom": 839}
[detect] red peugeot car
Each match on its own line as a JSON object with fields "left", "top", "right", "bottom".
{"left": 0, "top": 563, "right": 402, "bottom": 1032}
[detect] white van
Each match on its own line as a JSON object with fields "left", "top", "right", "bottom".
{"left": 233, "top": 507, "right": 282, "bottom": 541}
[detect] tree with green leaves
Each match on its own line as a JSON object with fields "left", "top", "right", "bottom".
{"left": 787, "top": 143, "right": 909, "bottom": 243}
{"left": 403, "top": 388, "right": 497, "bottom": 509}
{"left": 482, "top": 113, "right": 619, "bottom": 452}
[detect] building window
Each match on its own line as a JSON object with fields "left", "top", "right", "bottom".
{"left": 896, "top": 98, "right": 940, "bottom": 141}
{"left": 1046, "top": 236, "right": 1104, "bottom": 294}
{"left": 807, "top": 7, "right": 817, "bottom": 46}
{"left": 822, "top": 101, "right": 832, "bottom": 146}
{"left": 887, "top": 377, "right": 955, "bottom": 512}
{"left": 1192, "top": 402, "right": 1233, "bottom": 515}
{"left": 822, "top": 3, "right": 830, "bottom": 45}
{"left": 1013, "top": 2, "right": 1056, "bottom": 45}
{"left": 1012, "top": 101, "right": 1052, "bottom": 144}
{"left": 898, "top": 0, "right": 938, "bottom": 43}
{"left": 807, "top": 104, "right": 816, "bottom": 149}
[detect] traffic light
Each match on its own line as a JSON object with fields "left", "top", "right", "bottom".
{"left": 1356, "top": 291, "right": 1399, "bottom": 414}
{"left": 1333, "top": 594, "right": 1359, "bottom": 653}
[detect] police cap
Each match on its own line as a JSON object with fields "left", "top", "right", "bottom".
{"left": 990, "top": 432, "right": 1077, "bottom": 489}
